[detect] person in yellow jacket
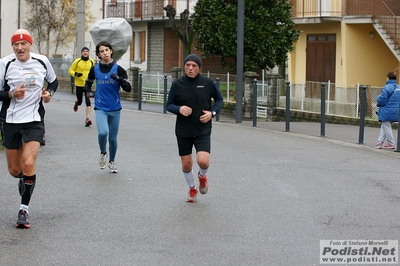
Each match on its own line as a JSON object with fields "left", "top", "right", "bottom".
{"left": 69, "top": 47, "right": 95, "bottom": 126}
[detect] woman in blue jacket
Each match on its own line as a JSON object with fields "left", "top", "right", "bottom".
{"left": 84, "top": 41, "right": 132, "bottom": 172}
{"left": 375, "top": 71, "right": 400, "bottom": 149}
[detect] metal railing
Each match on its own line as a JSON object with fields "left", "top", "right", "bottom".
{"left": 137, "top": 71, "right": 383, "bottom": 119}
{"left": 281, "top": 81, "right": 382, "bottom": 119}
{"left": 372, "top": 0, "right": 399, "bottom": 51}
{"left": 290, "top": 0, "right": 342, "bottom": 17}
{"left": 106, "top": 0, "right": 197, "bottom": 20}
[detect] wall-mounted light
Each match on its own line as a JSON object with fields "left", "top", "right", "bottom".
{"left": 369, "top": 32, "right": 375, "bottom": 39}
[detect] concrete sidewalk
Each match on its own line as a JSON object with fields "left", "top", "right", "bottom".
{"left": 56, "top": 90, "right": 398, "bottom": 151}
{"left": 1, "top": 91, "right": 399, "bottom": 265}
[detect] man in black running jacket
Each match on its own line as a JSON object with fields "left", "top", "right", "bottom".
{"left": 166, "top": 54, "right": 223, "bottom": 203}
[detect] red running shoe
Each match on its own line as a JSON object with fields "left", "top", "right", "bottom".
{"left": 198, "top": 172, "right": 209, "bottom": 194}
{"left": 186, "top": 187, "right": 198, "bottom": 203}
{"left": 73, "top": 102, "right": 78, "bottom": 112}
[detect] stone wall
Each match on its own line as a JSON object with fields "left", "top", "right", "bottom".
{"left": 147, "top": 22, "right": 165, "bottom": 73}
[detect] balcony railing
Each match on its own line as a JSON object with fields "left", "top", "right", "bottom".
{"left": 106, "top": 0, "right": 196, "bottom": 20}
{"left": 290, "top": 0, "right": 399, "bottom": 51}
{"left": 290, "top": 0, "right": 342, "bottom": 17}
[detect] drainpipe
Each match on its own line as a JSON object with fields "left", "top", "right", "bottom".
{"left": 18, "top": 0, "right": 20, "bottom": 28}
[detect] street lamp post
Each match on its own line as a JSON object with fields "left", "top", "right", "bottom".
{"left": 235, "top": 0, "right": 244, "bottom": 123}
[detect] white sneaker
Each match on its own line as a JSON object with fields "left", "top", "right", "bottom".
{"left": 108, "top": 161, "right": 118, "bottom": 173}
{"left": 99, "top": 153, "right": 107, "bottom": 169}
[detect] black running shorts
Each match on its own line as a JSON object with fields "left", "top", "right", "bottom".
{"left": 177, "top": 134, "right": 210, "bottom": 156}
{"left": 2, "top": 121, "right": 45, "bottom": 149}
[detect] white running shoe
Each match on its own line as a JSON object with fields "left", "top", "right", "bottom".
{"left": 108, "top": 161, "right": 118, "bottom": 173}
{"left": 99, "top": 153, "right": 107, "bottom": 169}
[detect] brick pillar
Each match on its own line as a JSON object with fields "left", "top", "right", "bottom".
{"left": 129, "top": 67, "right": 139, "bottom": 101}
{"left": 243, "top": 71, "right": 259, "bottom": 119}
{"left": 266, "top": 74, "right": 280, "bottom": 121}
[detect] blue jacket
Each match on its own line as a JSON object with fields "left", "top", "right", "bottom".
{"left": 376, "top": 79, "right": 400, "bottom": 122}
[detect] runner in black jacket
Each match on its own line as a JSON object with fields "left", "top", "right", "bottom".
{"left": 166, "top": 54, "right": 223, "bottom": 203}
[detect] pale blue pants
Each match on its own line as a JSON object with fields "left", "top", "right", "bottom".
{"left": 95, "top": 109, "right": 121, "bottom": 162}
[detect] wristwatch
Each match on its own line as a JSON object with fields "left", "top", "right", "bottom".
{"left": 212, "top": 111, "right": 216, "bottom": 118}
{"left": 47, "top": 90, "right": 55, "bottom": 97}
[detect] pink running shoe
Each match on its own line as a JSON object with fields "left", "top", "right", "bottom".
{"left": 375, "top": 142, "right": 383, "bottom": 149}
{"left": 384, "top": 143, "right": 395, "bottom": 149}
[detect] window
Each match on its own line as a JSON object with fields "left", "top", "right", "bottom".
{"left": 130, "top": 31, "right": 146, "bottom": 62}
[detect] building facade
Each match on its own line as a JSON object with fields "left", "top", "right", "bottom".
{"left": 289, "top": 0, "right": 400, "bottom": 88}
{"left": 0, "top": 0, "right": 399, "bottom": 84}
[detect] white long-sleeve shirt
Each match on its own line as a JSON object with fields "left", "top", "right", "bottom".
{"left": 0, "top": 53, "right": 57, "bottom": 123}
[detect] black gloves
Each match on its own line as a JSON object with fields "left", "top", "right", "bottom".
{"left": 110, "top": 73, "right": 120, "bottom": 81}
{"left": 110, "top": 73, "right": 126, "bottom": 86}
{"left": 75, "top": 72, "right": 83, "bottom": 77}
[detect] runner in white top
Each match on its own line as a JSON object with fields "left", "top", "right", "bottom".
{"left": 0, "top": 52, "right": 57, "bottom": 122}
{"left": 0, "top": 29, "right": 58, "bottom": 229}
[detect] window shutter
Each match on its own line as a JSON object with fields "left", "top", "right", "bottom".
{"left": 140, "top": 31, "right": 146, "bottom": 61}
{"left": 130, "top": 35, "right": 135, "bottom": 61}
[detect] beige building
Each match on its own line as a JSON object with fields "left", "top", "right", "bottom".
{"left": 289, "top": 0, "right": 400, "bottom": 88}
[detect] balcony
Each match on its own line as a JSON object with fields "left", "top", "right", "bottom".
{"left": 290, "top": 0, "right": 342, "bottom": 18}
{"left": 105, "top": 0, "right": 197, "bottom": 21}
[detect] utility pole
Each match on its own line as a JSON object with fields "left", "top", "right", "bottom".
{"left": 76, "top": 0, "right": 85, "bottom": 58}
{"left": 235, "top": 0, "right": 244, "bottom": 123}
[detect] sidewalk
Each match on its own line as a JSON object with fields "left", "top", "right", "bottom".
{"left": 56, "top": 90, "right": 398, "bottom": 151}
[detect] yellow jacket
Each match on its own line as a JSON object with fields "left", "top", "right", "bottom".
{"left": 68, "top": 57, "right": 95, "bottom": 87}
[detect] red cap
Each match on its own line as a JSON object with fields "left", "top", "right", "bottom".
{"left": 11, "top": 33, "right": 33, "bottom": 45}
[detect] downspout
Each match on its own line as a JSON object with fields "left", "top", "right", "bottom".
{"left": 102, "top": 0, "right": 105, "bottom": 19}
{"left": 18, "top": 0, "right": 20, "bottom": 28}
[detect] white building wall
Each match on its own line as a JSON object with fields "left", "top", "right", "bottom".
{"left": 1, "top": 3, "right": 20, "bottom": 57}
{"left": 0, "top": 1, "right": 135, "bottom": 70}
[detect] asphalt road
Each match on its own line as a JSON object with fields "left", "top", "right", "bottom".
{"left": 0, "top": 91, "right": 399, "bottom": 265}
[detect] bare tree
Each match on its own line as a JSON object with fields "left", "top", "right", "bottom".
{"left": 164, "top": 5, "right": 194, "bottom": 58}
{"left": 24, "top": 0, "right": 55, "bottom": 54}
{"left": 53, "top": 0, "right": 95, "bottom": 54}
{"left": 24, "top": 0, "right": 95, "bottom": 55}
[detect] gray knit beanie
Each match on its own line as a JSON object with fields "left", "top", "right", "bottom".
{"left": 184, "top": 54, "right": 201, "bottom": 68}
